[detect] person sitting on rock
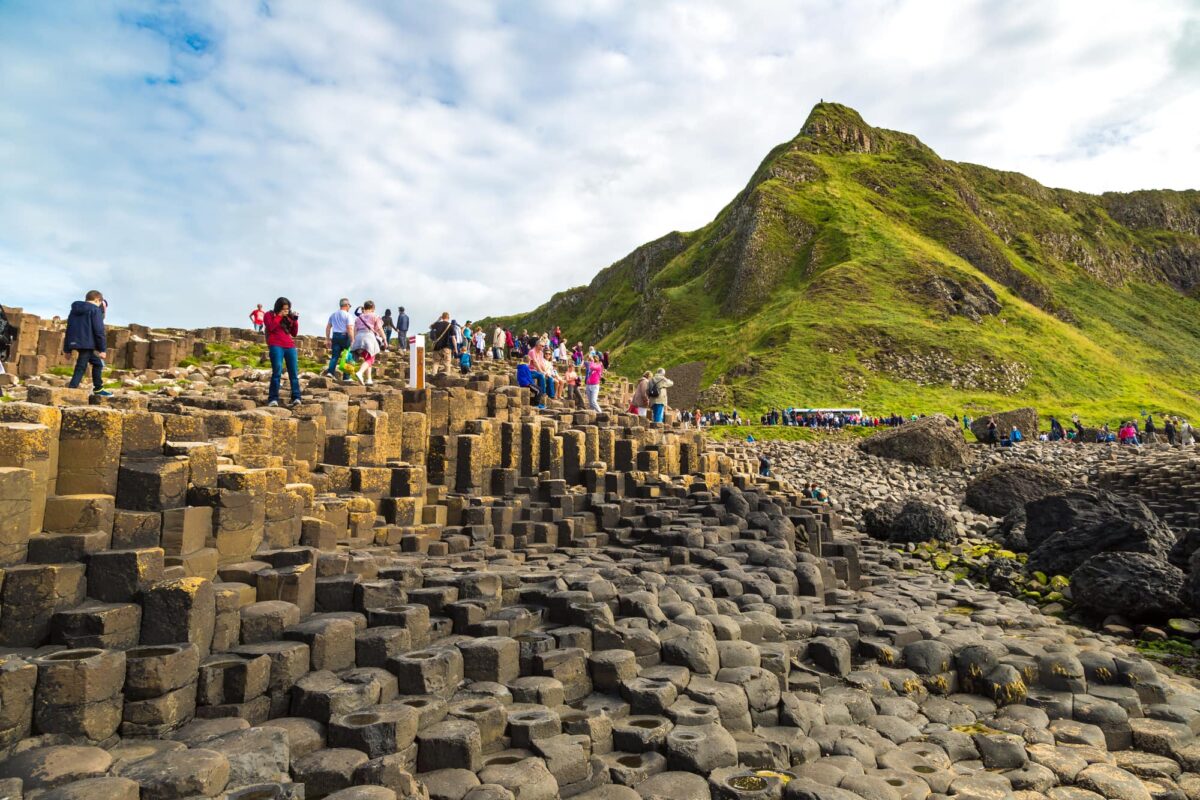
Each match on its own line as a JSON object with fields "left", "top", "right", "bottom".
{"left": 757, "top": 453, "right": 771, "bottom": 477}
{"left": 1010, "top": 425, "right": 1023, "bottom": 443}
{"left": 516, "top": 355, "right": 543, "bottom": 407}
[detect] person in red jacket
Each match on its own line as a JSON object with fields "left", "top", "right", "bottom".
{"left": 264, "top": 296, "right": 302, "bottom": 407}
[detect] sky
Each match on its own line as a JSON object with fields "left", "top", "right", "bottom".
{"left": 2, "top": 0, "right": 1198, "bottom": 332}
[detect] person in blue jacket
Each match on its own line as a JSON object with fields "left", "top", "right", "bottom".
{"left": 63, "top": 290, "right": 112, "bottom": 396}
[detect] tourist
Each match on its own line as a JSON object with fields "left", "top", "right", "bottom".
{"left": 985, "top": 417, "right": 999, "bottom": 447}
{"left": 563, "top": 363, "right": 584, "bottom": 409}
{"left": 1118, "top": 421, "right": 1140, "bottom": 446}
{"left": 492, "top": 324, "right": 506, "bottom": 360}
{"left": 459, "top": 347, "right": 472, "bottom": 375}
{"left": 758, "top": 453, "right": 771, "bottom": 477}
{"left": 324, "top": 298, "right": 354, "bottom": 382}
{"left": 516, "top": 355, "right": 542, "bottom": 407}
{"left": 474, "top": 326, "right": 487, "bottom": 358}
{"left": 396, "top": 307, "right": 410, "bottom": 346}
{"left": 528, "top": 344, "right": 556, "bottom": 401}
{"left": 1165, "top": 416, "right": 1178, "bottom": 446}
{"left": 1049, "top": 416, "right": 1065, "bottom": 441}
{"left": 1182, "top": 419, "right": 1195, "bottom": 446}
{"left": 351, "top": 300, "right": 386, "bottom": 385}
{"left": 1144, "top": 414, "right": 1157, "bottom": 443}
{"left": 382, "top": 309, "right": 396, "bottom": 345}
{"left": 429, "top": 312, "right": 454, "bottom": 375}
{"left": 648, "top": 368, "right": 674, "bottom": 423}
{"left": 585, "top": 353, "right": 603, "bottom": 413}
{"left": 504, "top": 328, "right": 515, "bottom": 356}
{"left": 64, "top": 289, "right": 112, "bottom": 397}
{"left": 264, "top": 296, "right": 302, "bottom": 406}
{"left": 630, "top": 371, "right": 651, "bottom": 417}
{"left": 963, "top": 414, "right": 972, "bottom": 430}
{"left": 1010, "top": 425, "right": 1023, "bottom": 443}
{"left": 572, "top": 343, "right": 584, "bottom": 366}
{"left": 554, "top": 339, "right": 569, "bottom": 363}
{"left": 249, "top": 303, "right": 265, "bottom": 333}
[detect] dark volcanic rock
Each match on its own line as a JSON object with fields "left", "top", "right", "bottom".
{"left": 968, "top": 408, "right": 1038, "bottom": 443}
{"left": 964, "top": 462, "right": 1069, "bottom": 518}
{"left": 887, "top": 499, "right": 958, "bottom": 544}
{"left": 1071, "top": 552, "right": 1186, "bottom": 620}
{"left": 862, "top": 501, "right": 902, "bottom": 541}
{"left": 994, "top": 507, "right": 1028, "bottom": 551}
{"left": 858, "top": 414, "right": 970, "bottom": 468}
{"left": 1024, "top": 489, "right": 1175, "bottom": 576}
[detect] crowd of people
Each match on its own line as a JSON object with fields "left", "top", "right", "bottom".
{"left": 13, "top": 293, "right": 1198, "bottom": 447}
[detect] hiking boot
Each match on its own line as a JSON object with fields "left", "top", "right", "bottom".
{"left": 267, "top": 400, "right": 279, "bottom": 407}
{"left": 93, "top": 389, "right": 113, "bottom": 397}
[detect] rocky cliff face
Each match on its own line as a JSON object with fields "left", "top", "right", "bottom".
{"left": 492, "top": 103, "right": 1200, "bottom": 420}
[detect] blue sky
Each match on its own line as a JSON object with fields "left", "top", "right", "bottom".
{"left": 2, "top": 0, "right": 1197, "bottom": 331}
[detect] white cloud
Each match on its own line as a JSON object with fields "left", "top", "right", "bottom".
{"left": 0, "top": 0, "right": 1196, "bottom": 331}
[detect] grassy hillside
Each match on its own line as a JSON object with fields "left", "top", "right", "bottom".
{"left": 487, "top": 103, "right": 1200, "bottom": 426}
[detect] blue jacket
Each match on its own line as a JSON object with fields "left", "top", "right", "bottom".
{"left": 516, "top": 363, "right": 533, "bottom": 387}
{"left": 64, "top": 300, "right": 106, "bottom": 353}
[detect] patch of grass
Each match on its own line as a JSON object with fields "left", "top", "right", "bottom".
{"left": 486, "top": 104, "right": 1200, "bottom": 426}
{"left": 47, "top": 365, "right": 74, "bottom": 377}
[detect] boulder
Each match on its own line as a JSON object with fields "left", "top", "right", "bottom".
{"left": 887, "top": 499, "right": 958, "bottom": 544}
{"left": 1072, "top": 552, "right": 1186, "bottom": 620}
{"left": 861, "top": 501, "right": 901, "bottom": 541}
{"left": 968, "top": 408, "right": 1038, "bottom": 443}
{"left": 1025, "top": 489, "right": 1175, "bottom": 576}
{"left": 964, "top": 463, "right": 1069, "bottom": 518}
{"left": 993, "top": 507, "right": 1028, "bottom": 551}
{"left": 858, "top": 414, "right": 970, "bottom": 468}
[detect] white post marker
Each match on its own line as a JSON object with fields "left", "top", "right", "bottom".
{"left": 408, "top": 334, "right": 424, "bottom": 389}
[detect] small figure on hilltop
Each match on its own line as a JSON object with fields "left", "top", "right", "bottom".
{"left": 264, "top": 296, "right": 302, "bottom": 407}
{"left": 64, "top": 289, "right": 112, "bottom": 397}
{"left": 249, "top": 303, "right": 265, "bottom": 333}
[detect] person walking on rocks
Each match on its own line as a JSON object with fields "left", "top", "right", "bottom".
{"left": 264, "top": 296, "right": 302, "bottom": 407}
{"left": 381, "top": 309, "right": 396, "bottom": 345}
{"left": 249, "top": 303, "right": 265, "bottom": 333}
{"left": 985, "top": 417, "right": 999, "bottom": 447}
{"left": 396, "top": 306, "right": 410, "bottom": 346}
{"left": 1182, "top": 419, "right": 1195, "bottom": 446}
{"left": 492, "top": 324, "right": 506, "bottom": 360}
{"left": 648, "top": 368, "right": 673, "bottom": 423}
{"left": 584, "top": 353, "right": 603, "bottom": 413}
{"left": 64, "top": 289, "right": 112, "bottom": 396}
{"left": 1144, "top": 414, "right": 1158, "bottom": 443}
{"left": 351, "top": 300, "right": 386, "bottom": 385}
{"left": 429, "top": 312, "right": 454, "bottom": 375}
{"left": 1165, "top": 416, "right": 1178, "bottom": 446}
{"left": 630, "top": 371, "right": 651, "bottom": 417}
{"left": 324, "top": 298, "right": 354, "bottom": 382}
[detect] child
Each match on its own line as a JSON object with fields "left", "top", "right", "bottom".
{"left": 459, "top": 348, "right": 472, "bottom": 375}
{"left": 64, "top": 289, "right": 112, "bottom": 396}
{"left": 351, "top": 300, "right": 386, "bottom": 385}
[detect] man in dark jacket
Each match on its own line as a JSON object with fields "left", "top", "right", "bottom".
{"left": 64, "top": 290, "right": 112, "bottom": 396}
{"left": 396, "top": 307, "right": 410, "bottom": 346}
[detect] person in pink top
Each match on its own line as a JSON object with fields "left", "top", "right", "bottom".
{"left": 584, "top": 353, "right": 603, "bottom": 412}
{"left": 350, "top": 300, "right": 386, "bottom": 385}
{"left": 263, "top": 296, "right": 301, "bottom": 407}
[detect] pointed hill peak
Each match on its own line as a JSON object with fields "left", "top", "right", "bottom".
{"left": 798, "top": 101, "right": 879, "bottom": 153}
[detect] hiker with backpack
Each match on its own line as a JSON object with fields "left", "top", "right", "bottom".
{"left": 429, "top": 312, "right": 454, "bottom": 375}
{"left": 648, "top": 368, "right": 673, "bottom": 423}
{"left": 64, "top": 290, "right": 113, "bottom": 397}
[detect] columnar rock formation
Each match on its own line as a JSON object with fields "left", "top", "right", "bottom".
{"left": 3, "top": 334, "right": 1200, "bottom": 800}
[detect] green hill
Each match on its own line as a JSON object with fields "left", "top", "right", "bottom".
{"left": 489, "top": 103, "right": 1200, "bottom": 424}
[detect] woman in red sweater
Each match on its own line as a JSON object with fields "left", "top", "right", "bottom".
{"left": 264, "top": 296, "right": 302, "bottom": 407}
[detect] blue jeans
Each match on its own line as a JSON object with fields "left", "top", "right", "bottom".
{"left": 652, "top": 403, "right": 665, "bottom": 423}
{"left": 269, "top": 345, "right": 300, "bottom": 404}
{"left": 531, "top": 372, "right": 554, "bottom": 402}
{"left": 68, "top": 349, "right": 104, "bottom": 390}
{"left": 327, "top": 333, "right": 351, "bottom": 378}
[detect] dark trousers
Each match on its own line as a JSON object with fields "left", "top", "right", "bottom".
{"left": 68, "top": 349, "right": 104, "bottom": 390}
{"left": 327, "top": 333, "right": 351, "bottom": 379}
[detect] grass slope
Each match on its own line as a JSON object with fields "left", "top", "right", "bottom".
{"left": 487, "top": 103, "right": 1200, "bottom": 426}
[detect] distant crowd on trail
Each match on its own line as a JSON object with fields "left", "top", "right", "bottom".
{"left": 759, "top": 409, "right": 911, "bottom": 428}
{"left": 970, "top": 412, "right": 1196, "bottom": 449}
